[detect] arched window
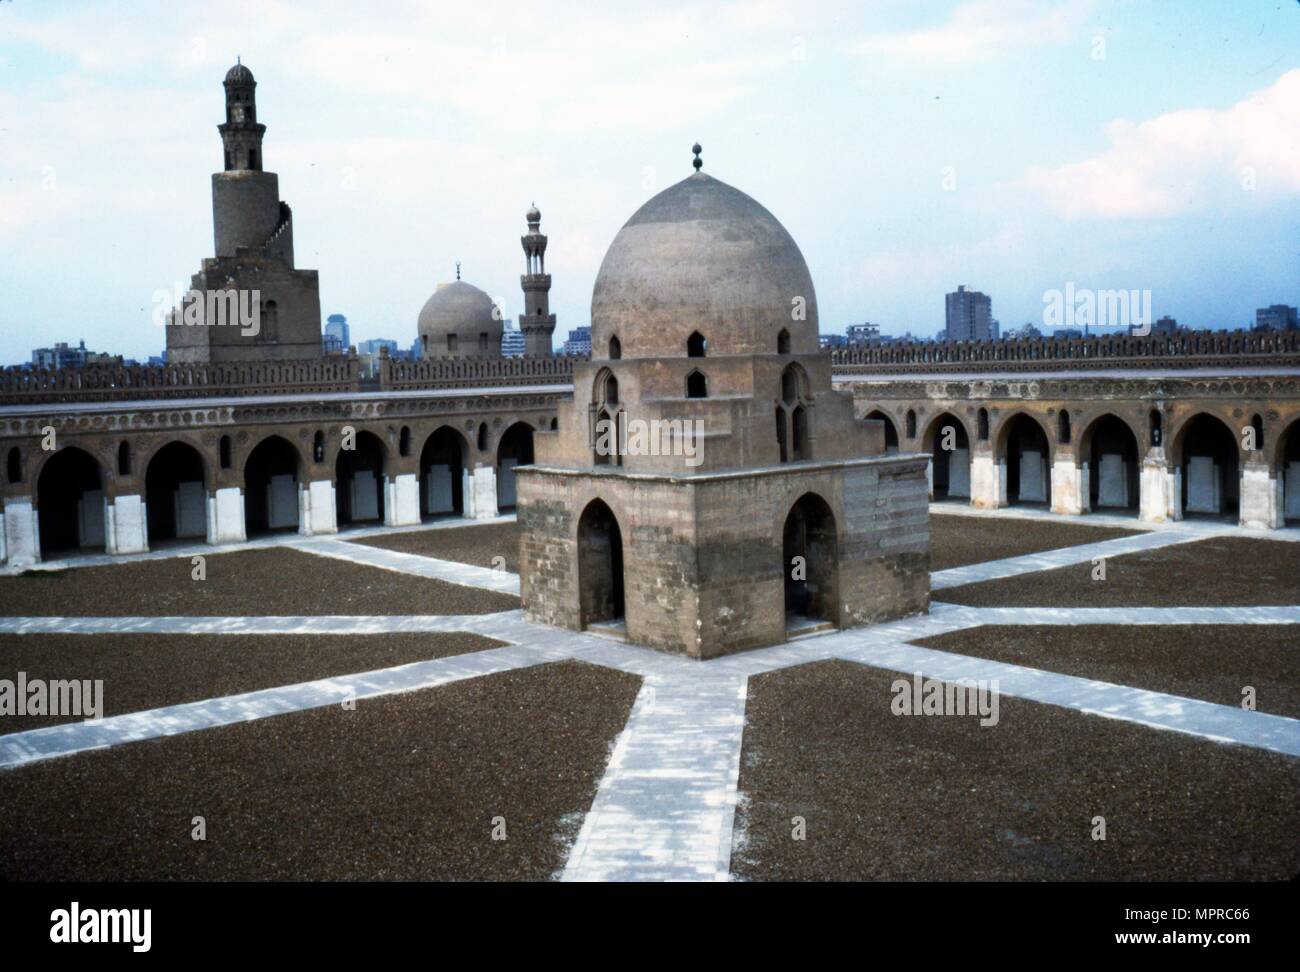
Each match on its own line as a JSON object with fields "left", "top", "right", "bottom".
{"left": 777, "top": 329, "right": 791, "bottom": 354}
{"left": 602, "top": 373, "right": 619, "bottom": 406}
{"left": 1250, "top": 413, "right": 1264, "bottom": 451}
{"left": 1058, "top": 410, "right": 1071, "bottom": 444}
{"left": 219, "top": 435, "right": 232, "bottom": 470}
{"left": 6, "top": 447, "right": 22, "bottom": 484}
{"left": 399, "top": 426, "right": 411, "bottom": 458}
{"left": 1149, "top": 409, "right": 1163, "bottom": 447}
{"left": 313, "top": 431, "right": 325, "bottom": 464}
{"left": 477, "top": 423, "right": 488, "bottom": 452}
{"left": 905, "top": 409, "right": 917, "bottom": 439}
{"left": 687, "top": 331, "right": 706, "bottom": 357}
{"left": 261, "top": 300, "right": 278, "bottom": 342}
{"left": 686, "top": 370, "right": 707, "bottom": 398}
{"left": 609, "top": 336, "right": 622, "bottom": 360}
{"left": 781, "top": 364, "right": 807, "bottom": 405}
{"left": 977, "top": 408, "right": 990, "bottom": 441}
{"left": 117, "top": 442, "right": 131, "bottom": 476}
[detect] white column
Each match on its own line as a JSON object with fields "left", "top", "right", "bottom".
{"left": 107, "top": 494, "right": 149, "bottom": 555}
{"left": 303, "top": 479, "right": 338, "bottom": 535}
{"left": 970, "top": 453, "right": 1003, "bottom": 509}
{"left": 209, "top": 486, "right": 246, "bottom": 543}
{"left": 465, "top": 465, "right": 498, "bottom": 520}
{"left": 1139, "top": 453, "right": 1179, "bottom": 523}
{"left": 387, "top": 472, "right": 421, "bottom": 526}
{"left": 925, "top": 457, "right": 934, "bottom": 500}
{"left": 1049, "top": 456, "right": 1083, "bottom": 514}
{"left": 2, "top": 498, "right": 38, "bottom": 567}
{"left": 1239, "top": 462, "right": 1282, "bottom": 529}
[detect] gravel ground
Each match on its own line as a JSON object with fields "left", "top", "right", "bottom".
{"left": 733, "top": 660, "right": 1300, "bottom": 881}
{"left": 930, "top": 513, "right": 1140, "bottom": 571}
{"left": 0, "top": 547, "right": 520, "bottom": 616}
{"left": 913, "top": 625, "right": 1300, "bottom": 720}
{"left": 355, "top": 522, "right": 522, "bottom": 574}
{"left": 938, "top": 536, "right": 1300, "bottom": 607}
{"left": 355, "top": 515, "right": 1136, "bottom": 577}
{"left": 0, "top": 660, "right": 641, "bottom": 881}
{"left": 0, "top": 632, "right": 503, "bottom": 734}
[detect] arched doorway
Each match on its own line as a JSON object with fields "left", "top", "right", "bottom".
{"left": 420, "top": 427, "right": 465, "bottom": 519}
{"left": 145, "top": 441, "right": 208, "bottom": 543}
{"left": 244, "top": 435, "right": 300, "bottom": 536}
{"left": 1279, "top": 419, "right": 1300, "bottom": 524}
{"left": 1176, "top": 414, "right": 1239, "bottom": 519}
{"left": 1082, "top": 414, "right": 1139, "bottom": 515}
{"left": 864, "top": 410, "right": 899, "bottom": 452}
{"left": 37, "top": 447, "right": 105, "bottom": 558}
{"left": 923, "top": 412, "right": 970, "bottom": 501}
{"left": 335, "top": 431, "right": 386, "bottom": 528}
{"left": 1000, "top": 414, "right": 1052, "bottom": 507}
{"left": 577, "top": 499, "right": 624, "bottom": 628}
{"left": 782, "top": 493, "right": 838, "bottom": 629}
{"left": 497, "top": 422, "right": 534, "bottom": 510}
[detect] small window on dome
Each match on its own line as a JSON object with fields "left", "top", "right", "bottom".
{"left": 609, "top": 336, "right": 621, "bottom": 360}
{"left": 777, "top": 329, "right": 791, "bottom": 354}
{"left": 447, "top": 334, "right": 458, "bottom": 355}
{"left": 687, "top": 332, "right": 706, "bottom": 357}
{"left": 686, "top": 371, "right": 707, "bottom": 399}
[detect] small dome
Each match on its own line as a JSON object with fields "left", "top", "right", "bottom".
{"left": 526, "top": 203, "right": 541, "bottom": 223}
{"left": 225, "top": 62, "right": 255, "bottom": 85}
{"left": 417, "top": 280, "right": 503, "bottom": 358}
{"left": 590, "top": 170, "right": 819, "bottom": 359}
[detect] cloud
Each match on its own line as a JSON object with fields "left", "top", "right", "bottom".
{"left": 849, "top": 0, "right": 1093, "bottom": 65}
{"left": 1026, "top": 69, "right": 1300, "bottom": 219}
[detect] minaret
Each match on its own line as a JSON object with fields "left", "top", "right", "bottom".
{"left": 218, "top": 58, "right": 266, "bottom": 172}
{"left": 210, "top": 60, "right": 292, "bottom": 264}
{"left": 520, "top": 204, "right": 557, "bottom": 357}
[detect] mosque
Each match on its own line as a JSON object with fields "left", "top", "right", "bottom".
{"left": 6, "top": 62, "right": 1295, "bottom": 646}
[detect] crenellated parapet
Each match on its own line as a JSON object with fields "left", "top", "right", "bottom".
{"left": 831, "top": 329, "right": 1300, "bottom": 375}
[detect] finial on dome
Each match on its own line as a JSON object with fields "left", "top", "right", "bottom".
{"left": 455, "top": 261, "right": 461, "bottom": 281}
{"left": 692, "top": 143, "right": 702, "bottom": 171}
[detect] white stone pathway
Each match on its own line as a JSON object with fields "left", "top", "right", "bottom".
{"left": 1, "top": 509, "right": 1298, "bottom": 880}
{"left": 930, "top": 527, "right": 1205, "bottom": 589}
{"left": 288, "top": 537, "right": 521, "bottom": 595}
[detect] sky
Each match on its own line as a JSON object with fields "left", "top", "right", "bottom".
{"left": 0, "top": 0, "right": 1298, "bottom": 365}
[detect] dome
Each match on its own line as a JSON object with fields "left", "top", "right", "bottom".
{"left": 225, "top": 62, "right": 255, "bottom": 85}
{"left": 590, "top": 170, "right": 819, "bottom": 360}
{"left": 526, "top": 203, "right": 541, "bottom": 223}
{"left": 417, "top": 279, "right": 503, "bottom": 358}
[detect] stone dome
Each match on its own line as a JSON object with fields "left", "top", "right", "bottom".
{"left": 225, "top": 62, "right": 255, "bottom": 85}
{"left": 526, "top": 203, "right": 542, "bottom": 223}
{"left": 590, "top": 170, "right": 819, "bottom": 360}
{"left": 417, "top": 280, "right": 503, "bottom": 358}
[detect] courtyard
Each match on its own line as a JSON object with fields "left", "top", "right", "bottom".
{"left": 1, "top": 509, "right": 1296, "bottom": 881}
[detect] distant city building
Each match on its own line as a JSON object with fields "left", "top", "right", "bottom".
{"left": 1150, "top": 315, "right": 1180, "bottom": 336}
{"left": 1053, "top": 328, "right": 1084, "bottom": 339}
{"left": 989, "top": 318, "right": 1000, "bottom": 341}
{"left": 31, "top": 340, "right": 117, "bottom": 369}
{"left": 357, "top": 339, "right": 399, "bottom": 357}
{"left": 501, "top": 319, "right": 526, "bottom": 357}
{"left": 324, "top": 313, "right": 350, "bottom": 353}
{"left": 1255, "top": 304, "right": 1298, "bottom": 332}
{"left": 945, "top": 285, "right": 993, "bottom": 342}
{"left": 561, "top": 326, "right": 591, "bottom": 356}
{"left": 844, "top": 322, "right": 880, "bottom": 345}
